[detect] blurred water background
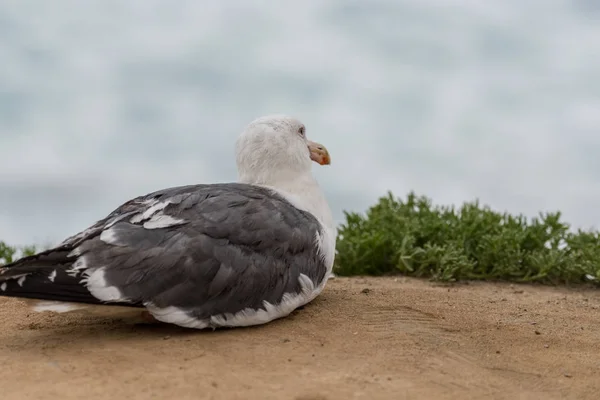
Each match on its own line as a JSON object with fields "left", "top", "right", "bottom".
{"left": 1, "top": 0, "right": 599, "bottom": 246}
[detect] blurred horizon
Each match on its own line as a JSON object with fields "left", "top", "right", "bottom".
{"left": 1, "top": 0, "right": 599, "bottom": 246}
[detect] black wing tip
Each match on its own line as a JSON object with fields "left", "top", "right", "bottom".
{"left": 0, "top": 273, "right": 142, "bottom": 308}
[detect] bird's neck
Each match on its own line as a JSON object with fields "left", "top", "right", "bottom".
{"left": 240, "top": 171, "right": 334, "bottom": 231}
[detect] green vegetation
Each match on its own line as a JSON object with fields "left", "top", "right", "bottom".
{"left": 2, "top": 191, "right": 600, "bottom": 287}
{"left": 0, "top": 242, "right": 37, "bottom": 266}
{"left": 335, "top": 192, "right": 600, "bottom": 285}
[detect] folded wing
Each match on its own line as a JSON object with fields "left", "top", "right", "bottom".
{"left": 0, "top": 183, "right": 328, "bottom": 328}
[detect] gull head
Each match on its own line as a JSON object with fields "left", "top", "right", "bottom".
{"left": 235, "top": 115, "right": 330, "bottom": 186}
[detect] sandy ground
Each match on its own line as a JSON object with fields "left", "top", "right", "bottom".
{"left": 0, "top": 277, "right": 599, "bottom": 400}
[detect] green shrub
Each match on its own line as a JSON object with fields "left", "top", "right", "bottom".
{"left": 334, "top": 191, "right": 600, "bottom": 285}
{"left": 0, "top": 242, "right": 37, "bottom": 266}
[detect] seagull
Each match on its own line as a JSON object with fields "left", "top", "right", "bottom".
{"left": 0, "top": 115, "right": 336, "bottom": 329}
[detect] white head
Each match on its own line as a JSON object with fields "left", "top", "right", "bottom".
{"left": 235, "top": 115, "right": 330, "bottom": 187}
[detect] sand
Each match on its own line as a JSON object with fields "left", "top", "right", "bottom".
{"left": 0, "top": 276, "right": 598, "bottom": 400}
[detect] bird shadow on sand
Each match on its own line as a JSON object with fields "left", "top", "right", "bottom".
{"left": 1, "top": 304, "right": 313, "bottom": 353}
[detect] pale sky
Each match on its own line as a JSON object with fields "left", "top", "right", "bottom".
{"left": 1, "top": 0, "right": 599, "bottom": 246}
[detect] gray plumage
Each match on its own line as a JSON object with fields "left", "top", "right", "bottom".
{"left": 0, "top": 183, "right": 328, "bottom": 321}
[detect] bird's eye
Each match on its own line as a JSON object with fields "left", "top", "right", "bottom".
{"left": 298, "top": 126, "right": 305, "bottom": 137}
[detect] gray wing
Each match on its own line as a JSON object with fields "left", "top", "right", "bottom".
{"left": 0, "top": 183, "right": 328, "bottom": 326}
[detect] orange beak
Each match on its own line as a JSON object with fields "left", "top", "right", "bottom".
{"left": 307, "top": 140, "right": 331, "bottom": 165}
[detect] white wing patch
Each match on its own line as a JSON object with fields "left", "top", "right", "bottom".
{"left": 66, "top": 255, "right": 89, "bottom": 277}
{"left": 143, "top": 215, "right": 185, "bottom": 229}
{"left": 48, "top": 270, "right": 57, "bottom": 282}
{"left": 83, "top": 267, "right": 127, "bottom": 302}
{"left": 113, "top": 199, "right": 187, "bottom": 229}
{"left": 130, "top": 199, "right": 171, "bottom": 224}
{"left": 99, "top": 228, "right": 120, "bottom": 245}
{"left": 65, "top": 255, "right": 129, "bottom": 303}
{"left": 0, "top": 283, "right": 6, "bottom": 291}
{"left": 67, "top": 247, "right": 82, "bottom": 258}
{"left": 144, "top": 305, "right": 210, "bottom": 329}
